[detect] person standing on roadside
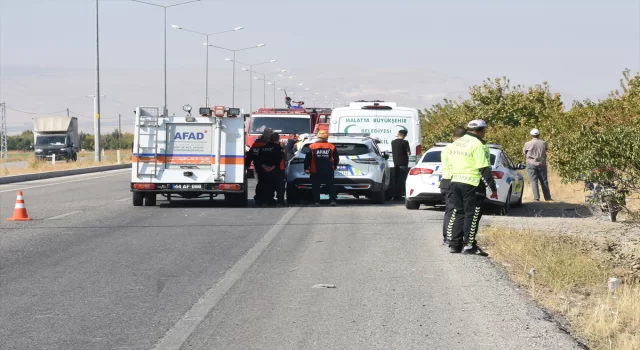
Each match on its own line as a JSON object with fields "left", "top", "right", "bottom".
{"left": 304, "top": 130, "right": 340, "bottom": 206}
{"left": 257, "top": 133, "right": 286, "bottom": 207}
{"left": 447, "top": 120, "right": 497, "bottom": 255}
{"left": 440, "top": 127, "right": 467, "bottom": 245}
{"left": 523, "top": 128, "right": 552, "bottom": 202}
{"left": 245, "top": 128, "right": 273, "bottom": 205}
{"left": 391, "top": 130, "right": 411, "bottom": 200}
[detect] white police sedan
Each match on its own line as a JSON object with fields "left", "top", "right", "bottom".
{"left": 404, "top": 143, "right": 526, "bottom": 215}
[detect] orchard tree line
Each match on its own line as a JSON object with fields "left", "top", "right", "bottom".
{"left": 6, "top": 129, "right": 134, "bottom": 151}
{"left": 420, "top": 68, "right": 640, "bottom": 213}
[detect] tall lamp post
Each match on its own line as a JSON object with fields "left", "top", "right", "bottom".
{"left": 130, "top": 0, "right": 201, "bottom": 117}
{"left": 223, "top": 59, "right": 276, "bottom": 113}
{"left": 267, "top": 76, "right": 295, "bottom": 108}
{"left": 172, "top": 24, "right": 244, "bottom": 107}
{"left": 203, "top": 44, "right": 265, "bottom": 107}
{"left": 252, "top": 69, "right": 287, "bottom": 108}
{"left": 94, "top": 0, "right": 101, "bottom": 161}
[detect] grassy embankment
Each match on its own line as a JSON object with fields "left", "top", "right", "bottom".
{"left": 482, "top": 170, "right": 639, "bottom": 350}
{"left": 0, "top": 150, "right": 133, "bottom": 176}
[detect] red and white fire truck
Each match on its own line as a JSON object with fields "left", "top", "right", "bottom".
{"left": 244, "top": 106, "right": 332, "bottom": 177}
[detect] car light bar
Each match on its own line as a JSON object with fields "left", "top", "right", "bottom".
{"left": 491, "top": 171, "right": 504, "bottom": 179}
{"left": 409, "top": 168, "right": 434, "bottom": 176}
{"left": 218, "top": 184, "right": 242, "bottom": 191}
{"left": 133, "top": 183, "right": 157, "bottom": 190}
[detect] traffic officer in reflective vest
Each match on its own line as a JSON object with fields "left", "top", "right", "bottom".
{"left": 446, "top": 119, "right": 497, "bottom": 255}
{"left": 440, "top": 126, "right": 467, "bottom": 245}
{"left": 304, "top": 130, "right": 340, "bottom": 206}
{"left": 245, "top": 128, "right": 273, "bottom": 205}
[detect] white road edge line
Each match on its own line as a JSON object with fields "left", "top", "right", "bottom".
{"left": 153, "top": 206, "right": 301, "bottom": 350}
{"left": 46, "top": 211, "right": 83, "bottom": 220}
{"left": 0, "top": 170, "right": 129, "bottom": 193}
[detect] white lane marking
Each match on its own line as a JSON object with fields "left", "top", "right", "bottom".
{"left": 0, "top": 170, "right": 129, "bottom": 193}
{"left": 153, "top": 206, "right": 300, "bottom": 350}
{"left": 115, "top": 197, "right": 131, "bottom": 202}
{"left": 46, "top": 211, "right": 82, "bottom": 220}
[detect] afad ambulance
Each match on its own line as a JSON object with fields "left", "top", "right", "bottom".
{"left": 328, "top": 100, "right": 422, "bottom": 167}
{"left": 131, "top": 104, "right": 248, "bottom": 207}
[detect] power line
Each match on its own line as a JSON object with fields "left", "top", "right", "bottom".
{"left": 5, "top": 106, "right": 68, "bottom": 115}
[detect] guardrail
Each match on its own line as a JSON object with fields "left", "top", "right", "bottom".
{"left": 0, "top": 163, "right": 132, "bottom": 185}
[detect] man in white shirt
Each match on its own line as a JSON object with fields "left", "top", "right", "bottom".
{"left": 523, "top": 128, "right": 552, "bottom": 201}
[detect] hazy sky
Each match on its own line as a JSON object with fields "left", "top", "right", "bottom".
{"left": 1, "top": 0, "right": 638, "bottom": 134}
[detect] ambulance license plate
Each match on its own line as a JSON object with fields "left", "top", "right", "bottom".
{"left": 172, "top": 184, "right": 204, "bottom": 190}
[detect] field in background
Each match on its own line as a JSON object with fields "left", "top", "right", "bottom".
{"left": 482, "top": 227, "right": 640, "bottom": 350}
{"left": 0, "top": 150, "right": 132, "bottom": 176}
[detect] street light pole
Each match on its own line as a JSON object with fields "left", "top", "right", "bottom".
{"left": 130, "top": 0, "right": 200, "bottom": 117}
{"left": 172, "top": 25, "right": 244, "bottom": 107}
{"left": 208, "top": 44, "right": 265, "bottom": 108}
{"left": 94, "top": 0, "right": 101, "bottom": 161}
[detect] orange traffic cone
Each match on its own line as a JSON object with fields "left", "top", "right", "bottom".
{"left": 7, "top": 191, "right": 32, "bottom": 221}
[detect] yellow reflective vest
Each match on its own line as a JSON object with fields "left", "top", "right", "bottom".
{"left": 446, "top": 134, "right": 490, "bottom": 187}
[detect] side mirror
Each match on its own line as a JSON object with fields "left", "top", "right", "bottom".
{"left": 516, "top": 163, "right": 526, "bottom": 170}
{"left": 382, "top": 152, "right": 390, "bottom": 160}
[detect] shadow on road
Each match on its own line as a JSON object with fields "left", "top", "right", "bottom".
{"left": 157, "top": 196, "right": 407, "bottom": 209}
{"left": 409, "top": 201, "right": 592, "bottom": 219}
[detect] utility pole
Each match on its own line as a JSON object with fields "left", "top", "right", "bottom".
{"left": 0, "top": 102, "right": 7, "bottom": 160}
{"left": 94, "top": 0, "right": 101, "bottom": 161}
{"left": 118, "top": 113, "right": 122, "bottom": 149}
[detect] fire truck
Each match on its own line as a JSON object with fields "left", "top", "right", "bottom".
{"left": 131, "top": 104, "right": 248, "bottom": 206}
{"left": 244, "top": 106, "right": 332, "bottom": 178}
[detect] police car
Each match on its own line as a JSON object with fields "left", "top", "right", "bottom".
{"left": 286, "top": 133, "right": 391, "bottom": 204}
{"left": 404, "top": 143, "right": 526, "bottom": 215}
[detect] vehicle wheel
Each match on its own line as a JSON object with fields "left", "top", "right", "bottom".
{"left": 226, "top": 192, "right": 248, "bottom": 207}
{"left": 144, "top": 193, "right": 157, "bottom": 206}
{"left": 512, "top": 190, "right": 523, "bottom": 208}
{"left": 133, "top": 192, "right": 144, "bottom": 206}
{"left": 371, "top": 186, "right": 385, "bottom": 204}
{"left": 405, "top": 200, "right": 420, "bottom": 210}
{"left": 286, "top": 184, "right": 301, "bottom": 205}
{"left": 496, "top": 189, "right": 512, "bottom": 216}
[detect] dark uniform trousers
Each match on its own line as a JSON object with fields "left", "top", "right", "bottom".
{"left": 392, "top": 166, "right": 409, "bottom": 198}
{"left": 441, "top": 187, "right": 455, "bottom": 243}
{"left": 449, "top": 182, "right": 486, "bottom": 249}
{"left": 263, "top": 169, "right": 285, "bottom": 204}
{"left": 310, "top": 172, "right": 336, "bottom": 203}
{"left": 254, "top": 169, "right": 265, "bottom": 202}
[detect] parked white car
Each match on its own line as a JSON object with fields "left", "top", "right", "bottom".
{"left": 405, "top": 143, "right": 526, "bottom": 215}
{"left": 286, "top": 134, "right": 391, "bottom": 204}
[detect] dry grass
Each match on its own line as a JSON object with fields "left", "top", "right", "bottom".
{"left": 482, "top": 227, "right": 640, "bottom": 350}
{"left": 0, "top": 150, "right": 132, "bottom": 176}
{"left": 0, "top": 151, "right": 34, "bottom": 163}
{"left": 520, "top": 168, "right": 640, "bottom": 216}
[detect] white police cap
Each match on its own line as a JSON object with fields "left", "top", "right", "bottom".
{"left": 467, "top": 119, "right": 487, "bottom": 128}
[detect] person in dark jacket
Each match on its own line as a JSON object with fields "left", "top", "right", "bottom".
{"left": 440, "top": 127, "right": 467, "bottom": 245}
{"left": 391, "top": 130, "right": 411, "bottom": 200}
{"left": 304, "top": 130, "right": 340, "bottom": 206}
{"left": 257, "top": 132, "right": 285, "bottom": 207}
{"left": 245, "top": 128, "right": 273, "bottom": 205}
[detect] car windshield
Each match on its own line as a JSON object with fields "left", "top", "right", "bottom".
{"left": 249, "top": 116, "right": 310, "bottom": 134}
{"left": 422, "top": 150, "right": 496, "bottom": 165}
{"left": 36, "top": 135, "right": 66, "bottom": 145}
{"left": 300, "top": 142, "right": 371, "bottom": 156}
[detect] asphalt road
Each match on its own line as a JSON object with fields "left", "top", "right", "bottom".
{"left": 0, "top": 170, "right": 582, "bottom": 350}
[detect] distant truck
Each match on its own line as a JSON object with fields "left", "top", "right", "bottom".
{"left": 33, "top": 116, "right": 79, "bottom": 161}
